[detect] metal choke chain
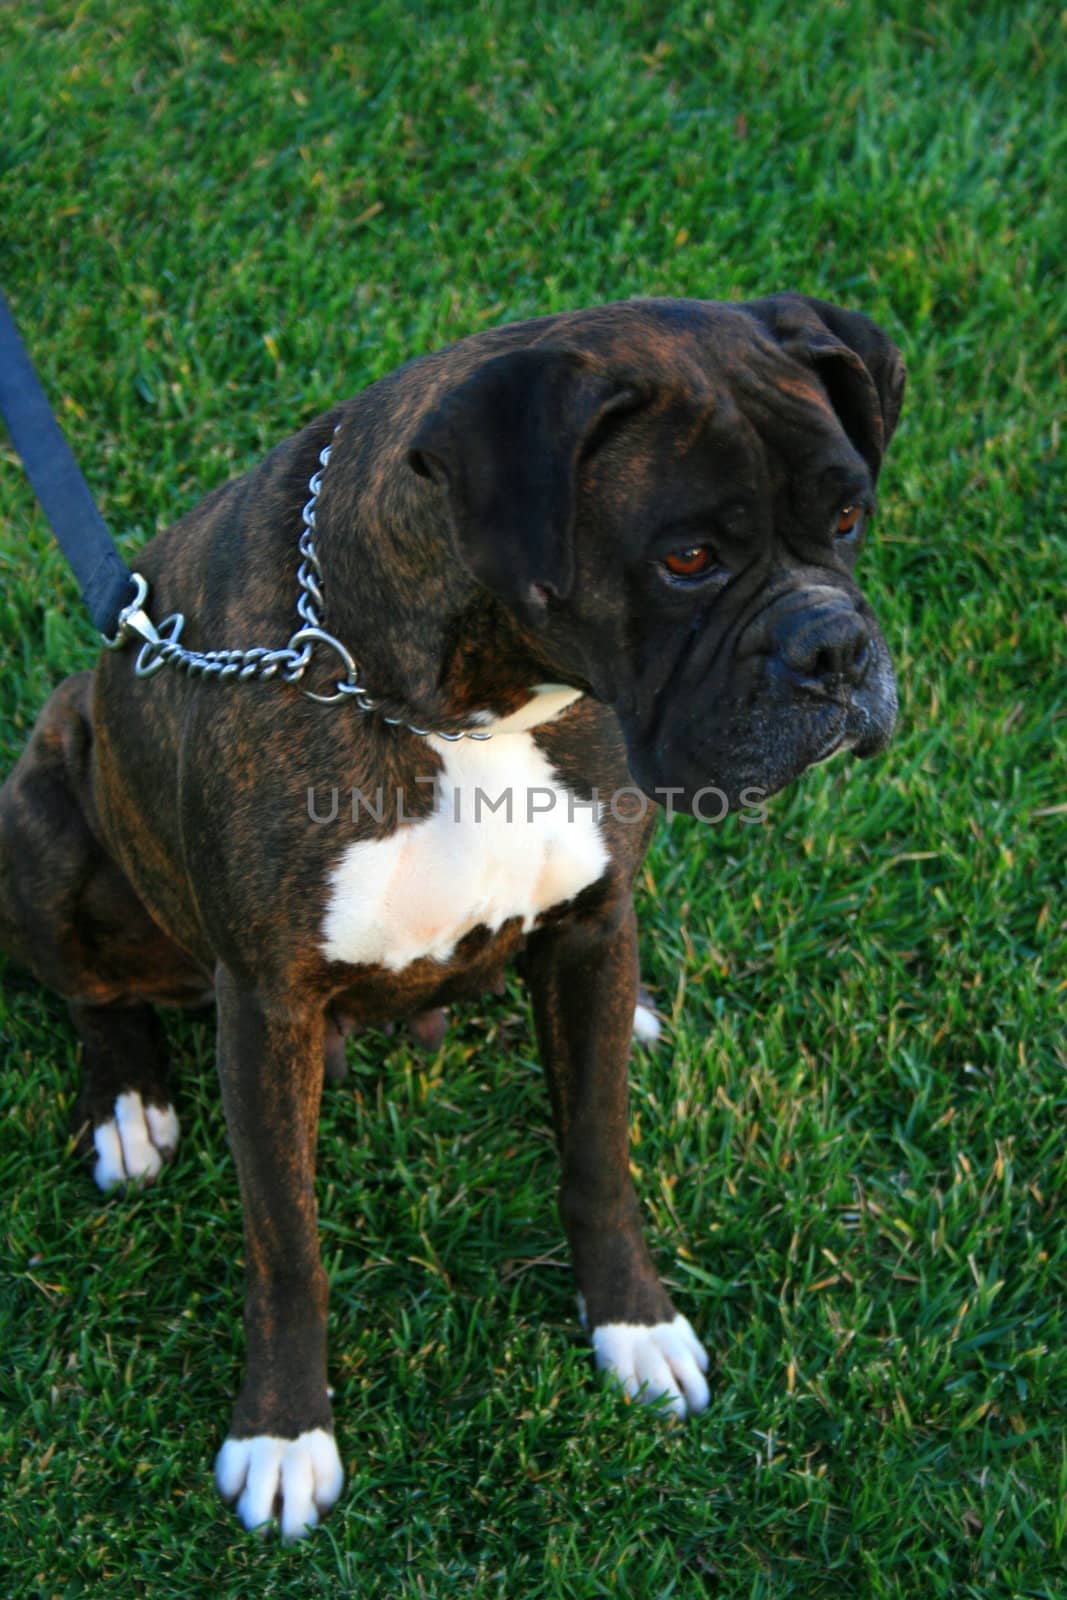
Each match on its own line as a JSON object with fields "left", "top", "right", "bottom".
{"left": 119, "top": 426, "right": 491, "bottom": 739}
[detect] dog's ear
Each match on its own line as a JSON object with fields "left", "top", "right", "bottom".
{"left": 744, "top": 294, "right": 906, "bottom": 479}
{"left": 409, "top": 348, "right": 637, "bottom": 620}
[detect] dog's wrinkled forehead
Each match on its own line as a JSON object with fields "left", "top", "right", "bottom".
{"left": 627, "top": 300, "right": 888, "bottom": 455}
{"left": 583, "top": 330, "right": 858, "bottom": 522}
{"left": 409, "top": 294, "right": 904, "bottom": 618}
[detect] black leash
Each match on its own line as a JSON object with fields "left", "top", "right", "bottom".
{"left": 0, "top": 285, "right": 141, "bottom": 641}
{"left": 0, "top": 289, "right": 486, "bottom": 736}
{"left": 0, "top": 295, "right": 377, "bottom": 712}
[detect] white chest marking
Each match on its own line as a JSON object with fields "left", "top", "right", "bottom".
{"left": 320, "top": 694, "right": 609, "bottom": 972}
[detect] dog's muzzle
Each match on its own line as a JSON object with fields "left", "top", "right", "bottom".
{"left": 769, "top": 587, "right": 873, "bottom": 700}
{"left": 621, "top": 583, "right": 898, "bottom": 815}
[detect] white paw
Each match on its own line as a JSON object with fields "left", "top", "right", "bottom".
{"left": 632, "top": 1002, "right": 661, "bottom": 1044}
{"left": 92, "top": 1091, "right": 179, "bottom": 1191}
{"left": 215, "top": 1428, "right": 343, "bottom": 1541}
{"left": 592, "top": 1313, "right": 710, "bottom": 1418}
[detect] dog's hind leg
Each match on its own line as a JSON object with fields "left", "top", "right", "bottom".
{"left": 1, "top": 671, "right": 208, "bottom": 1188}
{"left": 69, "top": 1000, "right": 180, "bottom": 1190}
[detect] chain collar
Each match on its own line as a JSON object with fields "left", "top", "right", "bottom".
{"left": 109, "top": 425, "right": 494, "bottom": 742}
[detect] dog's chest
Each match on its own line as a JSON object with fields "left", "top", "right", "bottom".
{"left": 319, "top": 728, "right": 608, "bottom": 973}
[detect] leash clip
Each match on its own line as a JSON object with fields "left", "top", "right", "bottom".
{"left": 101, "top": 572, "right": 160, "bottom": 651}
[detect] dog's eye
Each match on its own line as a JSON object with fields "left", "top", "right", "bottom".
{"left": 663, "top": 545, "right": 716, "bottom": 578}
{"left": 836, "top": 504, "right": 862, "bottom": 537}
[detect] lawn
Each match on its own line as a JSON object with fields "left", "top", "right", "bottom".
{"left": 1, "top": 2, "right": 1064, "bottom": 1596}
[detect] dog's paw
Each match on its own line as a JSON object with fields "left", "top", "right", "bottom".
{"left": 92, "top": 1091, "right": 179, "bottom": 1191}
{"left": 592, "top": 1314, "right": 710, "bottom": 1418}
{"left": 215, "top": 1428, "right": 343, "bottom": 1541}
{"left": 631, "top": 1001, "right": 661, "bottom": 1044}
{"left": 632, "top": 985, "right": 661, "bottom": 1045}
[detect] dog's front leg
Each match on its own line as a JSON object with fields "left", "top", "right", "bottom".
{"left": 526, "top": 904, "right": 709, "bottom": 1419}
{"left": 211, "top": 966, "right": 343, "bottom": 1539}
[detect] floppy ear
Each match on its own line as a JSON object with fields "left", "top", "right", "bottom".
{"left": 744, "top": 294, "right": 906, "bottom": 479}
{"left": 409, "top": 348, "right": 637, "bottom": 620}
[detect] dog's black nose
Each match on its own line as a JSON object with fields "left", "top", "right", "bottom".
{"left": 778, "top": 605, "right": 871, "bottom": 692}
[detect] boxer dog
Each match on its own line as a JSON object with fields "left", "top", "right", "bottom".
{"left": 0, "top": 294, "right": 904, "bottom": 1538}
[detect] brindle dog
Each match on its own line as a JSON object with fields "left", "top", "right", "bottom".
{"left": 0, "top": 294, "right": 904, "bottom": 1538}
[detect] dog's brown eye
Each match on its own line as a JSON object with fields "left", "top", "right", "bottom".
{"left": 664, "top": 546, "right": 715, "bottom": 578}
{"left": 837, "top": 504, "right": 862, "bottom": 536}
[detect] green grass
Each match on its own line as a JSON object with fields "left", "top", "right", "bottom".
{"left": 1, "top": 1, "right": 1065, "bottom": 1595}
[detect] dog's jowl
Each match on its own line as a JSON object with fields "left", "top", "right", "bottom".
{"left": 0, "top": 294, "right": 904, "bottom": 1539}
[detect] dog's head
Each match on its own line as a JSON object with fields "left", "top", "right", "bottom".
{"left": 409, "top": 295, "right": 905, "bottom": 813}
